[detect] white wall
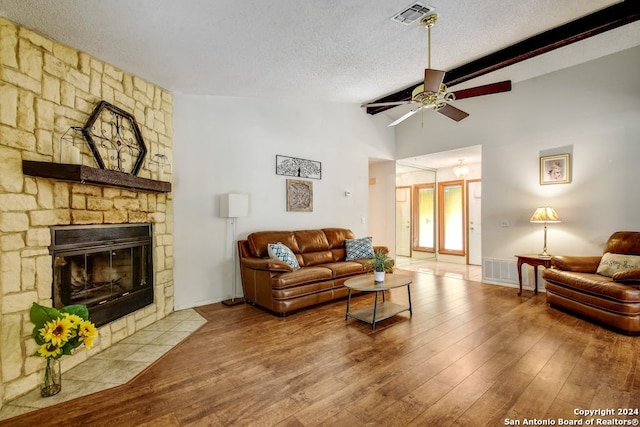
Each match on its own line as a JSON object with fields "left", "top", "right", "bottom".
{"left": 173, "top": 46, "right": 639, "bottom": 308}
{"left": 173, "top": 96, "right": 395, "bottom": 308}
{"left": 368, "top": 160, "right": 397, "bottom": 255}
{"left": 395, "top": 46, "right": 640, "bottom": 273}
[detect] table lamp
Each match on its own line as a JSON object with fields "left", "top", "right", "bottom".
{"left": 530, "top": 207, "right": 560, "bottom": 258}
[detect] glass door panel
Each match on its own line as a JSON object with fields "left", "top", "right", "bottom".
{"left": 438, "top": 180, "right": 465, "bottom": 255}
{"left": 413, "top": 184, "right": 434, "bottom": 252}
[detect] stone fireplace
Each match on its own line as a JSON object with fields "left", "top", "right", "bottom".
{"left": 51, "top": 223, "right": 154, "bottom": 327}
{"left": 0, "top": 17, "right": 174, "bottom": 406}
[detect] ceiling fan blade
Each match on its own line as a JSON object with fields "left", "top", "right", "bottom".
{"left": 388, "top": 106, "right": 424, "bottom": 127}
{"left": 361, "top": 100, "right": 412, "bottom": 108}
{"left": 452, "top": 80, "right": 512, "bottom": 100}
{"left": 437, "top": 104, "right": 469, "bottom": 122}
{"left": 424, "top": 69, "right": 445, "bottom": 93}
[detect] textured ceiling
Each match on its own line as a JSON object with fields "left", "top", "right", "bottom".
{"left": 1, "top": 0, "right": 638, "bottom": 107}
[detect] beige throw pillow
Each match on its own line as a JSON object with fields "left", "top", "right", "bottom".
{"left": 596, "top": 252, "right": 640, "bottom": 277}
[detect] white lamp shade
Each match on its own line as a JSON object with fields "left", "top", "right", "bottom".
{"left": 219, "top": 193, "right": 249, "bottom": 218}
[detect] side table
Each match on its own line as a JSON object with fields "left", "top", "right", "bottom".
{"left": 515, "top": 254, "right": 552, "bottom": 295}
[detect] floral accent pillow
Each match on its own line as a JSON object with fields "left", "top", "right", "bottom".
{"left": 345, "top": 237, "right": 375, "bottom": 261}
{"left": 267, "top": 242, "right": 300, "bottom": 270}
{"left": 596, "top": 252, "right": 640, "bottom": 277}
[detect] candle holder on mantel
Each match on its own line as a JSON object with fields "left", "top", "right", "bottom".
{"left": 149, "top": 154, "right": 171, "bottom": 181}
{"left": 59, "top": 126, "right": 85, "bottom": 165}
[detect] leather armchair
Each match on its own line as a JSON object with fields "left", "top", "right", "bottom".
{"left": 543, "top": 231, "right": 640, "bottom": 334}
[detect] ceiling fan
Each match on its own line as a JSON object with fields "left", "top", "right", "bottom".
{"left": 361, "top": 14, "right": 512, "bottom": 126}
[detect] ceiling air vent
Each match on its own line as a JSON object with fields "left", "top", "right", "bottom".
{"left": 390, "top": 2, "right": 435, "bottom": 25}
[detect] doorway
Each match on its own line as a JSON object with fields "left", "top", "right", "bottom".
{"left": 395, "top": 186, "right": 411, "bottom": 257}
{"left": 395, "top": 145, "right": 482, "bottom": 268}
{"left": 467, "top": 179, "right": 482, "bottom": 266}
{"left": 395, "top": 163, "right": 436, "bottom": 260}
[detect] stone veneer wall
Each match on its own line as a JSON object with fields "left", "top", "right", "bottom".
{"left": 0, "top": 17, "right": 174, "bottom": 405}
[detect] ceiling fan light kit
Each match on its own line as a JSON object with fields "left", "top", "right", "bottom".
{"left": 362, "top": 13, "right": 511, "bottom": 126}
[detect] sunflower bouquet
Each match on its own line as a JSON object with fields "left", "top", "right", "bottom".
{"left": 30, "top": 302, "right": 98, "bottom": 396}
{"left": 30, "top": 302, "right": 98, "bottom": 359}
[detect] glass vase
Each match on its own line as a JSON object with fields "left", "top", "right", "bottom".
{"left": 41, "top": 357, "right": 61, "bottom": 397}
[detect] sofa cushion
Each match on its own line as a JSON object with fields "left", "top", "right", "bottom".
{"left": 271, "top": 266, "right": 333, "bottom": 289}
{"left": 294, "top": 230, "right": 330, "bottom": 253}
{"left": 603, "top": 231, "right": 640, "bottom": 256}
{"left": 544, "top": 269, "right": 640, "bottom": 302}
{"left": 300, "top": 251, "right": 333, "bottom": 267}
{"left": 551, "top": 255, "right": 602, "bottom": 273}
{"left": 272, "top": 280, "right": 335, "bottom": 300}
{"left": 323, "top": 228, "right": 355, "bottom": 261}
{"left": 267, "top": 243, "right": 300, "bottom": 269}
{"left": 596, "top": 252, "right": 640, "bottom": 277}
{"left": 323, "top": 228, "right": 355, "bottom": 249}
{"left": 319, "top": 261, "right": 365, "bottom": 278}
{"left": 546, "top": 282, "right": 640, "bottom": 316}
{"left": 612, "top": 268, "right": 640, "bottom": 288}
{"left": 248, "top": 231, "right": 299, "bottom": 258}
{"left": 345, "top": 237, "right": 375, "bottom": 261}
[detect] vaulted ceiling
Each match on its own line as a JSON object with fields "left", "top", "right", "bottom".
{"left": 1, "top": 0, "right": 638, "bottom": 112}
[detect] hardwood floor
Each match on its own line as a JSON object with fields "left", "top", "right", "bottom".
{"left": 3, "top": 271, "right": 639, "bottom": 426}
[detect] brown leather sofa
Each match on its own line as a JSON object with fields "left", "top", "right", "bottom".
{"left": 542, "top": 231, "right": 640, "bottom": 334}
{"left": 237, "top": 228, "right": 390, "bottom": 315}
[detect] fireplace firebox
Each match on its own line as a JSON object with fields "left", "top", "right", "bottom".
{"left": 50, "top": 223, "right": 153, "bottom": 327}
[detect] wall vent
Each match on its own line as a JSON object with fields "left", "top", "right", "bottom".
{"left": 390, "top": 3, "right": 435, "bottom": 25}
{"left": 483, "top": 258, "right": 519, "bottom": 284}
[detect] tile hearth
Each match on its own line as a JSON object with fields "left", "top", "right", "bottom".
{"left": 0, "top": 309, "right": 206, "bottom": 421}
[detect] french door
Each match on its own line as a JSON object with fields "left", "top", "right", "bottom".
{"left": 438, "top": 180, "right": 465, "bottom": 256}
{"left": 399, "top": 181, "right": 465, "bottom": 256}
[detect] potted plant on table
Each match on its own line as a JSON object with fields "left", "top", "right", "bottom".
{"left": 370, "top": 249, "right": 393, "bottom": 282}
{"left": 30, "top": 302, "right": 98, "bottom": 397}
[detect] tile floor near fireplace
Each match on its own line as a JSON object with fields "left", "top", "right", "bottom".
{"left": 0, "top": 309, "right": 206, "bottom": 421}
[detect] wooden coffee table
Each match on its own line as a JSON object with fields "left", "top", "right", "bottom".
{"left": 344, "top": 273, "right": 412, "bottom": 330}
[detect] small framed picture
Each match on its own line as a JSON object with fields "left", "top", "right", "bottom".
{"left": 540, "top": 154, "right": 571, "bottom": 185}
{"left": 286, "top": 179, "right": 313, "bottom": 212}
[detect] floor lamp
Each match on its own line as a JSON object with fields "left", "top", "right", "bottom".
{"left": 220, "top": 193, "right": 249, "bottom": 306}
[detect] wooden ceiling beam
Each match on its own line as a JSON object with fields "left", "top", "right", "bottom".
{"left": 366, "top": 0, "right": 640, "bottom": 115}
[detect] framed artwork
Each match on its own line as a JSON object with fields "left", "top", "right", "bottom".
{"left": 276, "top": 155, "right": 322, "bottom": 179}
{"left": 82, "top": 100, "right": 147, "bottom": 176}
{"left": 286, "top": 179, "right": 313, "bottom": 212}
{"left": 540, "top": 154, "right": 571, "bottom": 185}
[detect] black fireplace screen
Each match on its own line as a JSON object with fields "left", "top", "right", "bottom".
{"left": 51, "top": 224, "right": 153, "bottom": 327}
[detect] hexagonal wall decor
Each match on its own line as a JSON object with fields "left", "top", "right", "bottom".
{"left": 81, "top": 100, "right": 147, "bottom": 176}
